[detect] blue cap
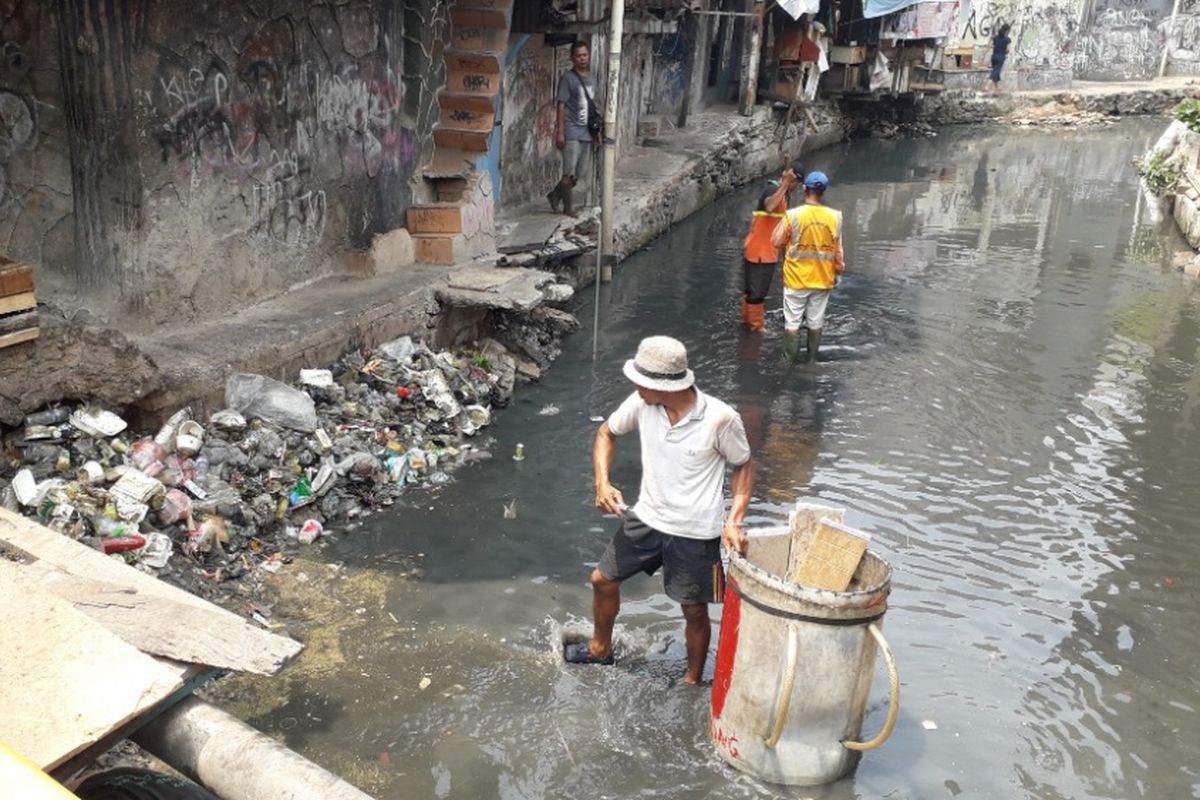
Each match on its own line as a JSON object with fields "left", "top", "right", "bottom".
{"left": 805, "top": 171, "right": 829, "bottom": 190}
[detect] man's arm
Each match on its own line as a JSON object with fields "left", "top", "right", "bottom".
{"left": 762, "top": 169, "right": 797, "bottom": 214}
{"left": 593, "top": 422, "right": 625, "bottom": 514}
{"left": 723, "top": 459, "right": 756, "bottom": 554}
{"left": 771, "top": 214, "right": 791, "bottom": 249}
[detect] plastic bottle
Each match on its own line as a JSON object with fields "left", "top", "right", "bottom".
{"left": 25, "top": 408, "right": 71, "bottom": 426}
{"left": 512, "top": 443, "right": 525, "bottom": 462}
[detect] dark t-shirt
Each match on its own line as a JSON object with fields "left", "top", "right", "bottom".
{"left": 556, "top": 70, "right": 595, "bottom": 142}
{"left": 993, "top": 34, "right": 1010, "bottom": 59}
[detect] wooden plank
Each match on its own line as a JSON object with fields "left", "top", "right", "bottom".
{"left": 788, "top": 519, "right": 868, "bottom": 592}
{"left": 0, "top": 576, "right": 186, "bottom": 770}
{"left": 0, "top": 327, "right": 38, "bottom": 349}
{"left": 0, "top": 290, "right": 36, "bottom": 315}
{"left": 0, "top": 509, "right": 302, "bottom": 675}
{"left": 0, "top": 262, "right": 34, "bottom": 297}
{"left": 5, "top": 560, "right": 299, "bottom": 676}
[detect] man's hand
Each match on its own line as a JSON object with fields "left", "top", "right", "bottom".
{"left": 595, "top": 482, "right": 626, "bottom": 515}
{"left": 555, "top": 131, "right": 566, "bottom": 150}
{"left": 722, "top": 521, "right": 748, "bottom": 555}
{"left": 783, "top": 168, "right": 799, "bottom": 191}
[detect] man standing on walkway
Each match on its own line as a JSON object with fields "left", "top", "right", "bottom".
{"left": 548, "top": 41, "right": 597, "bottom": 217}
{"left": 564, "top": 336, "right": 756, "bottom": 685}
{"left": 740, "top": 161, "right": 802, "bottom": 331}
{"left": 771, "top": 171, "right": 844, "bottom": 364}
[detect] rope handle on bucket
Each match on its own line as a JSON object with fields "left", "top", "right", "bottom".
{"left": 763, "top": 625, "right": 800, "bottom": 749}
{"left": 842, "top": 624, "right": 900, "bottom": 752}
{"left": 762, "top": 623, "right": 900, "bottom": 752}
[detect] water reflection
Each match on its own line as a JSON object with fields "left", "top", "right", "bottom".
{"left": 210, "top": 119, "right": 1200, "bottom": 800}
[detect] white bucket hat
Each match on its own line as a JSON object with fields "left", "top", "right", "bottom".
{"left": 623, "top": 336, "right": 695, "bottom": 392}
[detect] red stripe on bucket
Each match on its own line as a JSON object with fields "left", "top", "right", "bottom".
{"left": 711, "top": 578, "right": 742, "bottom": 719}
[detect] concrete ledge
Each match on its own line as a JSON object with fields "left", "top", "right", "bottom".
{"left": 129, "top": 266, "right": 452, "bottom": 426}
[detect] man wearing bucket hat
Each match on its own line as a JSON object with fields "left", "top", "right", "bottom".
{"left": 771, "top": 170, "right": 845, "bottom": 364}
{"left": 564, "top": 336, "right": 756, "bottom": 684}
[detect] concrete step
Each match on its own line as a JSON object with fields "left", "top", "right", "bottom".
{"left": 407, "top": 203, "right": 465, "bottom": 235}
{"left": 445, "top": 50, "right": 501, "bottom": 75}
{"left": 438, "top": 103, "right": 494, "bottom": 132}
{"left": 451, "top": 22, "right": 507, "bottom": 52}
{"left": 446, "top": 67, "right": 500, "bottom": 96}
{"left": 412, "top": 233, "right": 465, "bottom": 265}
{"left": 450, "top": 7, "right": 509, "bottom": 31}
{"left": 438, "top": 91, "right": 497, "bottom": 113}
{"left": 433, "top": 126, "right": 491, "bottom": 152}
{"left": 424, "top": 147, "right": 479, "bottom": 179}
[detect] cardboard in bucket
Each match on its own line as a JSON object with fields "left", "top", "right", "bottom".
{"left": 787, "top": 517, "right": 870, "bottom": 592}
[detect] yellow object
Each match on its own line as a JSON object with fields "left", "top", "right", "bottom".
{"left": 0, "top": 742, "right": 79, "bottom": 799}
{"left": 788, "top": 518, "right": 867, "bottom": 592}
{"left": 781, "top": 204, "right": 842, "bottom": 290}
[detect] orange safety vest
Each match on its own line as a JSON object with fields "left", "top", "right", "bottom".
{"left": 781, "top": 204, "right": 842, "bottom": 290}
{"left": 743, "top": 188, "right": 787, "bottom": 263}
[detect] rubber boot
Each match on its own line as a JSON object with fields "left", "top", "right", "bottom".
{"left": 740, "top": 299, "right": 752, "bottom": 329}
{"left": 805, "top": 327, "right": 822, "bottom": 363}
{"left": 546, "top": 180, "right": 564, "bottom": 213}
{"left": 562, "top": 182, "right": 577, "bottom": 218}
{"left": 746, "top": 302, "right": 765, "bottom": 332}
{"left": 782, "top": 330, "right": 802, "bottom": 364}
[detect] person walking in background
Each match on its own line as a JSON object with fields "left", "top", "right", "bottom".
{"left": 564, "top": 336, "right": 755, "bottom": 685}
{"left": 547, "top": 41, "right": 598, "bottom": 217}
{"left": 740, "top": 161, "right": 802, "bottom": 332}
{"left": 771, "top": 171, "right": 844, "bottom": 364}
{"left": 984, "top": 23, "right": 1011, "bottom": 95}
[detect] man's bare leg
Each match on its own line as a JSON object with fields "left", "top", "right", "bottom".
{"left": 589, "top": 568, "right": 621, "bottom": 658}
{"left": 681, "top": 603, "right": 711, "bottom": 684}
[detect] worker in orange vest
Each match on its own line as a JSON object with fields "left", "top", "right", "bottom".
{"left": 770, "top": 171, "right": 844, "bottom": 364}
{"left": 740, "top": 161, "right": 801, "bottom": 331}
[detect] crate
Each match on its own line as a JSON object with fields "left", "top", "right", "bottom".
{"left": 0, "top": 258, "right": 38, "bottom": 349}
{"left": 787, "top": 518, "right": 868, "bottom": 592}
{"left": 830, "top": 45, "right": 867, "bottom": 65}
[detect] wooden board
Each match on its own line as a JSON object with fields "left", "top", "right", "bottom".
{"left": 0, "top": 261, "right": 33, "bottom": 297}
{"left": 0, "top": 327, "right": 38, "bottom": 349}
{"left": 788, "top": 519, "right": 868, "bottom": 592}
{"left": 0, "top": 308, "right": 37, "bottom": 336}
{"left": 0, "top": 290, "right": 35, "bottom": 315}
{"left": 0, "top": 509, "right": 302, "bottom": 675}
{"left": 0, "top": 576, "right": 187, "bottom": 770}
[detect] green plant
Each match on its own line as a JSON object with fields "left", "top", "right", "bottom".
{"left": 1176, "top": 98, "right": 1200, "bottom": 134}
{"left": 1141, "top": 150, "right": 1182, "bottom": 195}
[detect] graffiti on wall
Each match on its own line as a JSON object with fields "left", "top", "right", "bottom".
{"left": 150, "top": 17, "right": 418, "bottom": 249}
{"left": 500, "top": 36, "right": 561, "bottom": 209}
{"left": 0, "top": 2, "right": 44, "bottom": 227}
{"left": 1075, "top": 3, "right": 1168, "bottom": 80}
{"left": 1164, "top": 0, "right": 1200, "bottom": 75}
{"left": 955, "top": 1, "right": 1078, "bottom": 71}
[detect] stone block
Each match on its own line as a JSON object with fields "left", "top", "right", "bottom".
{"left": 370, "top": 228, "right": 415, "bottom": 274}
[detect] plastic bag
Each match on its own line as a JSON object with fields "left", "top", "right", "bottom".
{"left": 225, "top": 373, "right": 319, "bottom": 432}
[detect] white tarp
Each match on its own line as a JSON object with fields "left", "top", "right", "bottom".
{"left": 778, "top": 0, "right": 820, "bottom": 21}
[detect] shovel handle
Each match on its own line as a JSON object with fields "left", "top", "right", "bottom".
{"left": 842, "top": 623, "right": 900, "bottom": 752}
{"left": 763, "top": 624, "right": 799, "bottom": 749}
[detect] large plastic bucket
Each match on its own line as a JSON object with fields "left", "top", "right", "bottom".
{"left": 709, "top": 504, "right": 899, "bottom": 786}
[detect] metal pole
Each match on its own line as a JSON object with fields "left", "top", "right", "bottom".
{"left": 1159, "top": 0, "right": 1183, "bottom": 79}
{"left": 739, "top": 0, "right": 764, "bottom": 116}
{"left": 599, "top": 0, "right": 625, "bottom": 283}
{"left": 592, "top": 233, "right": 603, "bottom": 359}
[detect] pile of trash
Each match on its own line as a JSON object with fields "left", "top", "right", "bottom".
{"left": 1007, "top": 100, "right": 1114, "bottom": 129}
{"left": 0, "top": 335, "right": 524, "bottom": 602}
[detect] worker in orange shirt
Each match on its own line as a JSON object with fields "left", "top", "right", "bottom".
{"left": 770, "top": 171, "right": 844, "bottom": 364}
{"left": 740, "top": 161, "right": 801, "bottom": 331}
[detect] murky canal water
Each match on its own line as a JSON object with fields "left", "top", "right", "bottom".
{"left": 214, "top": 119, "right": 1200, "bottom": 799}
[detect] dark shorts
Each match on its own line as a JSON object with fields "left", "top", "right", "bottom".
{"left": 743, "top": 260, "right": 775, "bottom": 304}
{"left": 598, "top": 513, "right": 725, "bottom": 606}
{"left": 990, "top": 56, "right": 1005, "bottom": 83}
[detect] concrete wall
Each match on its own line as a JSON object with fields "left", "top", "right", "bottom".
{"left": 948, "top": 0, "right": 1194, "bottom": 84}
{"left": 3, "top": 0, "right": 449, "bottom": 331}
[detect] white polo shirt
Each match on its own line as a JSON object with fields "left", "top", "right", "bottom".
{"left": 607, "top": 388, "right": 752, "bottom": 540}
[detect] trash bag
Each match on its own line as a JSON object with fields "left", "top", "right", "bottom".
{"left": 225, "top": 373, "right": 319, "bottom": 432}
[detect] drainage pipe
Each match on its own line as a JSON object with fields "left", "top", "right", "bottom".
{"left": 132, "top": 697, "right": 375, "bottom": 800}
